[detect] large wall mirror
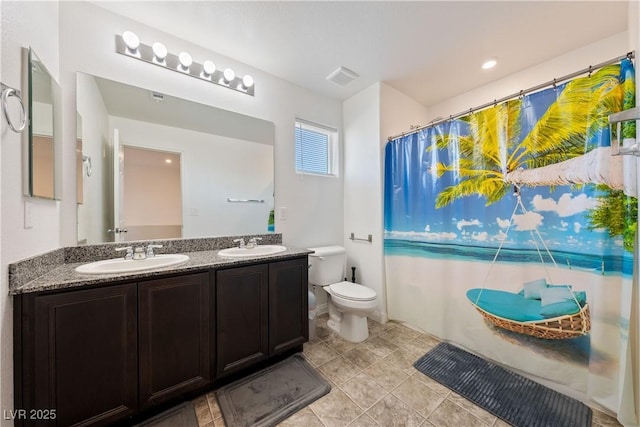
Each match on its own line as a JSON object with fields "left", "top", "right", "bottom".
{"left": 76, "top": 73, "right": 275, "bottom": 245}
{"left": 24, "top": 48, "right": 59, "bottom": 199}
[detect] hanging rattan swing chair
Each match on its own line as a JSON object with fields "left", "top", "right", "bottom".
{"left": 466, "top": 186, "right": 591, "bottom": 340}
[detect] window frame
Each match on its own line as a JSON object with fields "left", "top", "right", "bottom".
{"left": 294, "top": 118, "right": 339, "bottom": 177}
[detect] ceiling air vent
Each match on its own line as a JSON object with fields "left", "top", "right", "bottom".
{"left": 326, "top": 66, "right": 359, "bottom": 87}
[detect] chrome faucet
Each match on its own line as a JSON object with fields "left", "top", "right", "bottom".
{"left": 246, "top": 237, "right": 262, "bottom": 249}
{"left": 115, "top": 246, "right": 133, "bottom": 260}
{"left": 146, "top": 244, "right": 163, "bottom": 257}
{"left": 132, "top": 246, "right": 146, "bottom": 260}
{"left": 233, "top": 238, "right": 246, "bottom": 248}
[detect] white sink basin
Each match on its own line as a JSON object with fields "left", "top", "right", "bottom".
{"left": 75, "top": 254, "right": 190, "bottom": 275}
{"left": 218, "top": 245, "right": 287, "bottom": 258}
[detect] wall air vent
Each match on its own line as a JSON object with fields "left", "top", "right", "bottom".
{"left": 326, "top": 66, "right": 359, "bottom": 87}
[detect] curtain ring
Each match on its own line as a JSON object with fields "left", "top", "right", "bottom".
{"left": 1, "top": 85, "right": 27, "bottom": 133}
{"left": 518, "top": 90, "right": 524, "bottom": 99}
{"left": 588, "top": 65, "right": 592, "bottom": 77}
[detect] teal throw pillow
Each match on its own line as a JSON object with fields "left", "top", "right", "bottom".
{"left": 540, "top": 286, "right": 574, "bottom": 306}
{"left": 523, "top": 278, "right": 547, "bottom": 300}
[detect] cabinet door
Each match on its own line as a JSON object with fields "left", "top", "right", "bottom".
{"left": 269, "top": 258, "right": 309, "bottom": 355}
{"left": 215, "top": 264, "right": 268, "bottom": 377}
{"left": 138, "top": 273, "right": 211, "bottom": 408}
{"left": 32, "top": 284, "right": 137, "bottom": 427}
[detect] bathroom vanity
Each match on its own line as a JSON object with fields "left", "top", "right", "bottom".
{"left": 10, "top": 239, "right": 310, "bottom": 426}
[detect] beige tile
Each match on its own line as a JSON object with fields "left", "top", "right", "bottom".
{"left": 378, "top": 323, "right": 421, "bottom": 346}
{"left": 368, "top": 318, "right": 397, "bottom": 336}
{"left": 349, "top": 413, "right": 380, "bottom": 427}
{"left": 318, "top": 355, "right": 362, "bottom": 385}
{"left": 364, "top": 358, "right": 411, "bottom": 391}
{"left": 193, "top": 395, "right": 214, "bottom": 425}
{"left": 492, "top": 418, "right": 511, "bottom": 427}
{"left": 206, "top": 392, "right": 222, "bottom": 420}
{"left": 304, "top": 342, "right": 340, "bottom": 366}
{"left": 411, "top": 372, "right": 451, "bottom": 397}
{"left": 427, "top": 398, "right": 490, "bottom": 427}
{"left": 591, "top": 407, "right": 623, "bottom": 427}
{"left": 213, "top": 417, "right": 226, "bottom": 427}
{"left": 447, "top": 392, "right": 497, "bottom": 426}
{"left": 383, "top": 347, "right": 423, "bottom": 375}
{"left": 341, "top": 372, "right": 388, "bottom": 410}
{"left": 324, "top": 333, "right": 359, "bottom": 354}
{"left": 367, "top": 394, "right": 425, "bottom": 427}
{"left": 362, "top": 335, "right": 399, "bottom": 358}
{"left": 316, "top": 320, "right": 337, "bottom": 341}
{"left": 403, "top": 334, "right": 441, "bottom": 355}
{"left": 343, "top": 346, "right": 382, "bottom": 369}
{"left": 199, "top": 422, "right": 214, "bottom": 427}
{"left": 309, "top": 387, "right": 364, "bottom": 426}
{"left": 277, "top": 407, "right": 324, "bottom": 427}
{"left": 392, "top": 376, "right": 447, "bottom": 418}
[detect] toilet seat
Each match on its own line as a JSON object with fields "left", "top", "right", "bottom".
{"left": 329, "top": 281, "right": 376, "bottom": 301}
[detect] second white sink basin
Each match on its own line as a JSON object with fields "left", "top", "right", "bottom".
{"left": 218, "top": 245, "right": 287, "bottom": 258}
{"left": 75, "top": 254, "right": 190, "bottom": 275}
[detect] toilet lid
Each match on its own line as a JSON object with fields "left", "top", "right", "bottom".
{"left": 329, "top": 281, "right": 376, "bottom": 301}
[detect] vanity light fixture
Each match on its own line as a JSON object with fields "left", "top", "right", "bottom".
{"left": 122, "top": 31, "right": 140, "bottom": 57}
{"left": 115, "top": 32, "right": 255, "bottom": 96}
{"left": 201, "top": 60, "right": 216, "bottom": 79}
{"left": 178, "top": 52, "right": 192, "bottom": 72}
{"left": 152, "top": 42, "right": 167, "bottom": 64}
{"left": 222, "top": 68, "right": 236, "bottom": 85}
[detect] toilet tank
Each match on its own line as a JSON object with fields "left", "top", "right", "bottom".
{"left": 308, "top": 246, "right": 346, "bottom": 286}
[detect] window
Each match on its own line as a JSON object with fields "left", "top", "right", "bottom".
{"left": 295, "top": 119, "right": 338, "bottom": 176}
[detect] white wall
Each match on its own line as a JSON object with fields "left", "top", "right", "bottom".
{"left": 342, "top": 82, "right": 429, "bottom": 322}
{"left": 59, "top": 1, "right": 344, "bottom": 250}
{"left": 1, "top": 2, "right": 60, "bottom": 424}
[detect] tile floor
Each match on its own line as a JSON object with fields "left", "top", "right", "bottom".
{"left": 193, "top": 314, "right": 622, "bottom": 427}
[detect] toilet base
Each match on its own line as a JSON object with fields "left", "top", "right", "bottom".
{"left": 326, "top": 312, "right": 369, "bottom": 343}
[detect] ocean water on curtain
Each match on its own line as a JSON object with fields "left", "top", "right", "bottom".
{"left": 384, "top": 59, "right": 636, "bottom": 412}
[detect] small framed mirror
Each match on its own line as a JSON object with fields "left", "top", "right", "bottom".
{"left": 24, "top": 47, "right": 59, "bottom": 199}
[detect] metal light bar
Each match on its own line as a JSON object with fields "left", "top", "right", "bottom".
{"left": 115, "top": 34, "right": 255, "bottom": 96}
{"left": 389, "top": 51, "right": 635, "bottom": 141}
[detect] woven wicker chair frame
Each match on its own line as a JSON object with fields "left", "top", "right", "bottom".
{"left": 472, "top": 303, "right": 591, "bottom": 340}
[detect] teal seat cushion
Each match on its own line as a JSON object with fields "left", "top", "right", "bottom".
{"left": 539, "top": 301, "right": 581, "bottom": 318}
{"left": 466, "top": 288, "right": 545, "bottom": 322}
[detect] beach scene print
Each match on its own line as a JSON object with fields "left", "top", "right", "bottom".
{"left": 384, "top": 59, "right": 635, "bottom": 409}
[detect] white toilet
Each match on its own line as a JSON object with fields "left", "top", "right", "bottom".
{"left": 308, "top": 246, "right": 377, "bottom": 343}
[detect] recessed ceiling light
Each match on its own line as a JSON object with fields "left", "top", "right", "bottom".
{"left": 482, "top": 59, "right": 497, "bottom": 70}
{"left": 165, "top": 159, "right": 172, "bottom": 164}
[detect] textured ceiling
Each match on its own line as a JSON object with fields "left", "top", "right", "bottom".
{"left": 93, "top": 1, "right": 629, "bottom": 107}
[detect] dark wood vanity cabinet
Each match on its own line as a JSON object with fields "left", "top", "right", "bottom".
{"left": 215, "top": 264, "right": 269, "bottom": 377}
{"left": 14, "top": 255, "right": 308, "bottom": 426}
{"left": 138, "top": 272, "right": 211, "bottom": 409}
{"left": 268, "top": 258, "right": 309, "bottom": 355}
{"left": 215, "top": 257, "right": 309, "bottom": 378}
{"left": 20, "top": 283, "right": 138, "bottom": 427}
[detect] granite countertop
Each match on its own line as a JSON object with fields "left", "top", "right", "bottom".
{"left": 10, "top": 245, "right": 313, "bottom": 296}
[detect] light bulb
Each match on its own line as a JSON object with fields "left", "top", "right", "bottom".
{"left": 178, "top": 52, "right": 192, "bottom": 71}
{"left": 202, "top": 60, "right": 216, "bottom": 78}
{"left": 122, "top": 31, "right": 140, "bottom": 54}
{"left": 223, "top": 68, "right": 235, "bottom": 83}
{"left": 241, "top": 75, "right": 254, "bottom": 89}
{"left": 152, "top": 42, "right": 167, "bottom": 63}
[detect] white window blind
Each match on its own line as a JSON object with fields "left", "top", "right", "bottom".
{"left": 295, "top": 119, "right": 337, "bottom": 176}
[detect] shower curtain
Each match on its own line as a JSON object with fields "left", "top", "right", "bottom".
{"left": 384, "top": 59, "right": 637, "bottom": 422}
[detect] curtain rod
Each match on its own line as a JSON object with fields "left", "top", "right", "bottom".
{"left": 388, "top": 51, "right": 635, "bottom": 142}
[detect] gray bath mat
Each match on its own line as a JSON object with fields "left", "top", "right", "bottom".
{"left": 217, "top": 353, "right": 331, "bottom": 427}
{"left": 134, "top": 402, "right": 198, "bottom": 427}
{"left": 414, "top": 342, "right": 592, "bottom": 427}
